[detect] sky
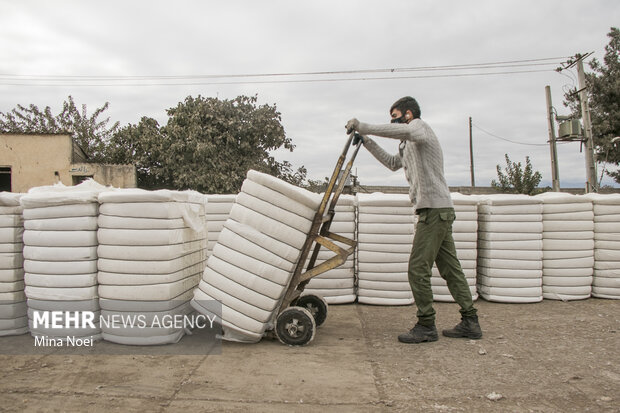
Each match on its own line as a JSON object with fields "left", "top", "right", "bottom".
{"left": 1, "top": 0, "right": 619, "bottom": 190}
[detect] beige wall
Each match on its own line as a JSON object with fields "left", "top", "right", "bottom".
{"left": 69, "top": 163, "right": 136, "bottom": 188}
{"left": 0, "top": 133, "right": 136, "bottom": 192}
{"left": 0, "top": 133, "right": 73, "bottom": 193}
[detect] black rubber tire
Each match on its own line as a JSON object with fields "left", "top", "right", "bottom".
{"left": 294, "top": 294, "right": 328, "bottom": 327}
{"left": 274, "top": 306, "right": 316, "bottom": 346}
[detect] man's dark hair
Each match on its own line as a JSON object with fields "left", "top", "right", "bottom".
{"left": 390, "top": 96, "right": 421, "bottom": 119}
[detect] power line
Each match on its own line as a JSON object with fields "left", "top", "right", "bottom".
{"left": 472, "top": 123, "right": 553, "bottom": 147}
{"left": 0, "top": 69, "right": 556, "bottom": 87}
{"left": 0, "top": 56, "right": 569, "bottom": 87}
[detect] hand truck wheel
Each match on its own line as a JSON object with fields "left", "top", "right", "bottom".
{"left": 293, "top": 294, "right": 328, "bottom": 327}
{"left": 275, "top": 306, "right": 316, "bottom": 346}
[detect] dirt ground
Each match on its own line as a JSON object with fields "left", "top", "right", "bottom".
{"left": 0, "top": 298, "right": 619, "bottom": 412}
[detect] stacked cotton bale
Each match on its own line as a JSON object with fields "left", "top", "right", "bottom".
{"left": 205, "top": 194, "right": 236, "bottom": 257}
{"left": 304, "top": 195, "right": 356, "bottom": 304}
{"left": 0, "top": 193, "right": 27, "bottom": 336}
{"left": 20, "top": 181, "right": 106, "bottom": 341}
{"left": 192, "top": 170, "right": 323, "bottom": 343}
{"left": 477, "top": 195, "right": 544, "bottom": 303}
{"left": 432, "top": 193, "right": 479, "bottom": 302}
{"left": 587, "top": 194, "right": 620, "bottom": 299}
{"left": 356, "top": 193, "right": 415, "bottom": 306}
{"left": 97, "top": 189, "right": 207, "bottom": 345}
{"left": 536, "top": 193, "right": 594, "bottom": 301}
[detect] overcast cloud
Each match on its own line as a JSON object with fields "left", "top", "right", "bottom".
{"left": 1, "top": 0, "right": 619, "bottom": 189}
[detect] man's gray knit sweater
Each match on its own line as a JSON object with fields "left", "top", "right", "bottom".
{"left": 357, "top": 118, "right": 453, "bottom": 210}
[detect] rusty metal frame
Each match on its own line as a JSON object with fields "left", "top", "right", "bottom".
{"left": 277, "top": 133, "right": 361, "bottom": 314}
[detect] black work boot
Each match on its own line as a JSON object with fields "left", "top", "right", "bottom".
{"left": 398, "top": 323, "right": 439, "bottom": 343}
{"left": 442, "top": 315, "right": 482, "bottom": 339}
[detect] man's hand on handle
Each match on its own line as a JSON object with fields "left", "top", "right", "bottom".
{"left": 345, "top": 118, "right": 360, "bottom": 134}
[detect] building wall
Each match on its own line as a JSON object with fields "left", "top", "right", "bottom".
{"left": 0, "top": 133, "right": 136, "bottom": 192}
{"left": 69, "top": 163, "right": 136, "bottom": 188}
{"left": 0, "top": 133, "right": 73, "bottom": 193}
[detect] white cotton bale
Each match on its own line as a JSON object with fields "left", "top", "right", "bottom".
{"left": 205, "top": 257, "right": 287, "bottom": 299}
{"left": 210, "top": 243, "right": 293, "bottom": 286}
{"left": 477, "top": 275, "right": 541, "bottom": 288}
{"left": 0, "top": 243, "right": 23, "bottom": 253}
{"left": 25, "top": 285, "right": 98, "bottom": 301}
{"left": 24, "top": 216, "right": 98, "bottom": 231}
{"left": 478, "top": 249, "right": 543, "bottom": 261}
{"left": 478, "top": 232, "right": 542, "bottom": 241}
{"left": 592, "top": 277, "right": 620, "bottom": 288}
{"left": 97, "top": 239, "right": 206, "bottom": 261}
{"left": 99, "top": 201, "right": 204, "bottom": 220}
{"left": 0, "top": 215, "right": 23, "bottom": 228}
{"left": 591, "top": 287, "right": 620, "bottom": 299}
{"left": 0, "top": 268, "right": 24, "bottom": 282}
{"left": 23, "top": 246, "right": 97, "bottom": 262}
{"left": 0, "top": 252, "right": 24, "bottom": 269}
{"left": 478, "top": 221, "right": 543, "bottom": 233}
{"left": 25, "top": 259, "right": 98, "bottom": 275}
{"left": 304, "top": 278, "right": 354, "bottom": 290}
{"left": 222, "top": 220, "right": 301, "bottom": 264}
{"left": 542, "top": 285, "right": 591, "bottom": 299}
{"left": 542, "top": 276, "right": 593, "bottom": 286}
{"left": 357, "top": 289, "right": 413, "bottom": 300}
{"left": 0, "top": 227, "right": 24, "bottom": 243}
{"left": 97, "top": 251, "right": 205, "bottom": 274}
{"left": 98, "top": 261, "right": 204, "bottom": 286}
{"left": 543, "top": 256, "right": 594, "bottom": 269}
{"left": 22, "top": 203, "right": 98, "bottom": 220}
{"left": 0, "top": 301, "right": 27, "bottom": 318}
{"left": 358, "top": 279, "right": 410, "bottom": 291}
{"left": 97, "top": 227, "right": 205, "bottom": 247}
{"left": 98, "top": 215, "right": 188, "bottom": 230}
{"left": 0, "top": 290, "right": 26, "bottom": 301}
{"left": 98, "top": 274, "right": 200, "bottom": 301}
{"left": 0, "top": 280, "right": 25, "bottom": 293}
{"left": 191, "top": 292, "right": 262, "bottom": 342}
{"left": 595, "top": 249, "right": 620, "bottom": 261}
{"left": 25, "top": 272, "right": 97, "bottom": 288}
{"left": 195, "top": 282, "right": 273, "bottom": 325}
{"left": 358, "top": 233, "right": 414, "bottom": 244}
{"left": 23, "top": 230, "right": 98, "bottom": 247}
{"left": 358, "top": 262, "right": 409, "bottom": 273}
{"left": 477, "top": 266, "right": 543, "bottom": 279}
{"left": 228, "top": 204, "right": 308, "bottom": 249}
{"left": 359, "top": 243, "right": 412, "bottom": 253}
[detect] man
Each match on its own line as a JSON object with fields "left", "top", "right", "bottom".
{"left": 346, "top": 96, "right": 482, "bottom": 343}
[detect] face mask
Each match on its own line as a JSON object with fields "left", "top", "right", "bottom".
{"left": 391, "top": 116, "right": 406, "bottom": 124}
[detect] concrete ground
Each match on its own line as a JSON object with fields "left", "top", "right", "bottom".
{"left": 0, "top": 298, "right": 619, "bottom": 412}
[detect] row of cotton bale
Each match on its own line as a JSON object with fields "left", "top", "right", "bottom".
{"left": 589, "top": 194, "right": 620, "bottom": 299}
{"left": 304, "top": 195, "right": 357, "bottom": 304}
{"left": 97, "top": 189, "right": 207, "bottom": 345}
{"left": 20, "top": 182, "right": 106, "bottom": 341}
{"left": 192, "top": 170, "right": 323, "bottom": 343}
{"left": 0, "top": 193, "right": 27, "bottom": 336}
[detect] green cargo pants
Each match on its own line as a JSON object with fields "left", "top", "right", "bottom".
{"left": 408, "top": 207, "right": 477, "bottom": 326}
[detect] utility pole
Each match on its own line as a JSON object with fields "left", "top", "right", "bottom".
{"left": 545, "top": 86, "right": 561, "bottom": 191}
{"left": 469, "top": 117, "right": 475, "bottom": 187}
{"left": 576, "top": 57, "right": 597, "bottom": 192}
